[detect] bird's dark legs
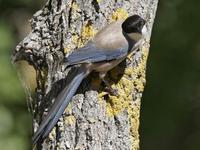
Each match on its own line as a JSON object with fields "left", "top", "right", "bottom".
{"left": 99, "top": 72, "right": 118, "bottom": 96}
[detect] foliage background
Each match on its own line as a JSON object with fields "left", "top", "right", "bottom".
{"left": 0, "top": 0, "right": 199, "bottom": 149}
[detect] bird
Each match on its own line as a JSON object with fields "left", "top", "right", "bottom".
{"left": 32, "top": 14, "right": 147, "bottom": 145}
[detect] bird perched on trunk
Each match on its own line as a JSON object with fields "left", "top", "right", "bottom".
{"left": 33, "top": 14, "right": 147, "bottom": 144}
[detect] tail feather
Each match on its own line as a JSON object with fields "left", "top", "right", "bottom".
{"left": 32, "top": 66, "right": 87, "bottom": 145}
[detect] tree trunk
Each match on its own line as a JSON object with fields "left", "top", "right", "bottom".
{"left": 12, "top": 0, "right": 158, "bottom": 149}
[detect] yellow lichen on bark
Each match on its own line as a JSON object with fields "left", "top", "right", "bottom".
{"left": 98, "top": 42, "right": 149, "bottom": 149}
{"left": 64, "top": 24, "right": 97, "bottom": 53}
{"left": 80, "top": 25, "right": 97, "bottom": 44}
{"left": 101, "top": 45, "right": 148, "bottom": 117}
{"left": 96, "top": 0, "right": 102, "bottom": 3}
{"left": 111, "top": 8, "right": 129, "bottom": 21}
{"left": 64, "top": 2, "right": 97, "bottom": 53}
{"left": 65, "top": 24, "right": 97, "bottom": 53}
{"left": 64, "top": 115, "right": 76, "bottom": 125}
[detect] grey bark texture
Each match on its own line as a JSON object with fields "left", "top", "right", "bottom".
{"left": 12, "top": 0, "right": 158, "bottom": 149}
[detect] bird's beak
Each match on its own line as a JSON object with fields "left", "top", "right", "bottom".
{"left": 142, "top": 26, "right": 147, "bottom": 36}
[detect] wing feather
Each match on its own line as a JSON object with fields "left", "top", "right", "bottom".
{"left": 65, "top": 43, "right": 128, "bottom": 66}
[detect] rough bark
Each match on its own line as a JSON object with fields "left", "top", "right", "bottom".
{"left": 12, "top": 0, "right": 158, "bottom": 149}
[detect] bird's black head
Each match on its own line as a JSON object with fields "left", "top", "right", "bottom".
{"left": 122, "top": 15, "right": 146, "bottom": 34}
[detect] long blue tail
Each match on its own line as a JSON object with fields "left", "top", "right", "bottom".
{"left": 32, "top": 66, "right": 87, "bottom": 145}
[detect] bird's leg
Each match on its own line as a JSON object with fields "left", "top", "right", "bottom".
{"left": 99, "top": 72, "right": 118, "bottom": 96}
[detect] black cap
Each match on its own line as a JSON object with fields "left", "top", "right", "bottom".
{"left": 122, "top": 15, "right": 146, "bottom": 33}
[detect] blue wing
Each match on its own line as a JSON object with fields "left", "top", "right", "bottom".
{"left": 64, "top": 42, "right": 128, "bottom": 66}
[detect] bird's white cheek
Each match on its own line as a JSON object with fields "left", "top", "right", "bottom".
{"left": 142, "top": 26, "right": 149, "bottom": 39}
{"left": 142, "top": 26, "right": 147, "bottom": 34}
{"left": 128, "top": 33, "right": 142, "bottom": 41}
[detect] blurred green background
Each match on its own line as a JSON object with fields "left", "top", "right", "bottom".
{"left": 0, "top": 0, "right": 44, "bottom": 149}
{"left": 141, "top": 0, "right": 200, "bottom": 150}
{"left": 0, "top": 0, "right": 199, "bottom": 149}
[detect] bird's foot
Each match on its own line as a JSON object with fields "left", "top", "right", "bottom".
{"left": 105, "top": 87, "right": 119, "bottom": 96}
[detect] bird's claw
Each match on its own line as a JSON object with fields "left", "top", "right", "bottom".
{"left": 105, "top": 87, "right": 119, "bottom": 96}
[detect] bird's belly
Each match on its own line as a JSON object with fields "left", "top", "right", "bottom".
{"left": 93, "top": 58, "right": 124, "bottom": 73}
